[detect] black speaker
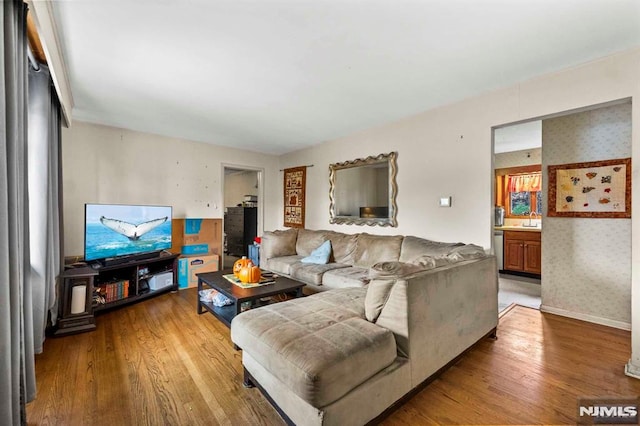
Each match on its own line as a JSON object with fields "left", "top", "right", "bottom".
{"left": 139, "top": 279, "right": 150, "bottom": 294}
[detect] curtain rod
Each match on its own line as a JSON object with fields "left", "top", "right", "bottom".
{"left": 279, "top": 164, "right": 314, "bottom": 171}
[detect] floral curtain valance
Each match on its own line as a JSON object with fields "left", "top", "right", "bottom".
{"left": 508, "top": 173, "right": 541, "bottom": 192}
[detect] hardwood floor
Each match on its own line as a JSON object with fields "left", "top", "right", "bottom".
{"left": 27, "top": 290, "right": 640, "bottom": 425}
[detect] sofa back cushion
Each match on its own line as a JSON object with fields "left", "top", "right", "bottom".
{"left": 398, "top": 235, "right": 464, "bottom": 263}
{"left": 325, "top": 231, "right": 358, "bottom": 264}
{"left": 261, "top": 228, "right": 298, "bottom": 260}
{"left": 352, "top": 233, "right": 404, "bottom": 268}
{"left": 296, "top": 229, "right": 331, "bottom": 257}
{"left": 368, "top": 261, "right": 429, "bottom": 279}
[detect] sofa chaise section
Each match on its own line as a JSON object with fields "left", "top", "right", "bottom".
{"left": 232, "top": 288, "right": 413, "bottom": 426}
{"left": 231, "top": 288, "right": 399, "bottom": 408}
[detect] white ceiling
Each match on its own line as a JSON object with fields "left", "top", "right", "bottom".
{"left": 51, "top": 0, "right": 640, "bottom": 155}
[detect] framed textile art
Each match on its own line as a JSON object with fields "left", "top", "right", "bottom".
{"left": 283, "top": 166, "right": 306, "bottom": 228}
{"left": 548, "top": 158, "right": 631, "bottom": 218}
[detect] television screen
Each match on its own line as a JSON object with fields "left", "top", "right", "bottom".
{"left": 84, "top": 204, "right": 172, "bottom": 262}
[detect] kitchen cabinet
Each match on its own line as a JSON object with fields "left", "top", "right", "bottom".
{"left": 504, "top": 230, "right": 541, "bottom": 275}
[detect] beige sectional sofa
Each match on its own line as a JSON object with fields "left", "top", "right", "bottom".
{"left": 259, "top": 228, "right": 489, "bottom": 292}
{"left": 231, "top": 228, "right": 498, "bottom": 425}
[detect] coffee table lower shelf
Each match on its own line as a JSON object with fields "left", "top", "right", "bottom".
{"left": 196, "top": 270, "right": 306, "bottom": 338}
{"left": 198, "top": 297, "right": 277, "bottom": 327}
{"left": 199, "top": 301, "right": 236, "bottom": 327}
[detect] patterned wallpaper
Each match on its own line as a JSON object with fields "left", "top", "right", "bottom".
{"left": 541, "top": 102, "right": 632, "bottom": 325}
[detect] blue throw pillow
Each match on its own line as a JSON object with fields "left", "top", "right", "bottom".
{"left": 301, "top": 240, "right": 332, "bottom": 264}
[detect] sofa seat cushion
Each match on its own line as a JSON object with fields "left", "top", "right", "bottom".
{"left": 231, "top": 288, "right": 397, "bottom": 407}
{"left": 322, "top": 266, "right": 371, "bottom": 288}
{"left": 289, "top": 262, "right": 351, "bottom": 285}
{"left": 266, "top": 255, "right": 303, "bottom": 275}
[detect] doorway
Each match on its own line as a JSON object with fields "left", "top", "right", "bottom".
{"left": 493, "top": 121, "right": 543, "bottom": 313}
{"left": 222, "top": 165, "right": 263, "bottom": 269}
{"left": 491, "top": 99, "right": 632, "bottom": 318}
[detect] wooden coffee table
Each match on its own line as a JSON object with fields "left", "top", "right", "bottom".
{"left": 196, "top": 269, "right": 305, "bottom": 328}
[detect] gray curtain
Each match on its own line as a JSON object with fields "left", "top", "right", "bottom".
{"left": 28, "top": 64, "right": 61, "bottom": 353}
{"left": 0, "top": 1, "right": 32, "bottom": 425}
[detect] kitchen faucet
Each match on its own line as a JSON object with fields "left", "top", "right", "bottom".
{"left": 525, "top": 211, "right": 539, "bottom": 227}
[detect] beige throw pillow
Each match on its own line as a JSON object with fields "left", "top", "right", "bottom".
{"left": 365, "top": 279, "right": 396, "bottom": 322}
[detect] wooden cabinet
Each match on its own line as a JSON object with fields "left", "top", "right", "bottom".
{"left": 523, "top": 240, "right": 541, "bottom": 274}
{"left": 92, "top": 253, "right": 178, "bottom": 312}
{"left": 225, "top": 207, "right": 257, "bottom": 256}
{"left": 504, "top": 237, "right": 524, "bottom": 271}
{"left": 55, "top": 253, "right": 178, "bottom": 335}
{"left": 504, "top": 230, "right": 541, "bottom": 275}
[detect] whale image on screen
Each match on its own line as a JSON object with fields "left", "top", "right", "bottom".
{"left": 84, "top": 204, "right": 172, "bottom": 262}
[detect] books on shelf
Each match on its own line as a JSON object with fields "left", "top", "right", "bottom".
{"left": 95, "top": 280, "right": 130, "bottom": 304}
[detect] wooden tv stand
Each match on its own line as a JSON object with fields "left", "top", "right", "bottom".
{"left": 55, "top": 252, "right": 179, "bottom": 336}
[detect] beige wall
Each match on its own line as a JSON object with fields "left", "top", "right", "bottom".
{"left": 541, "top": 102, "right": 632, "bottom": 327}
{"left": 280, "top": 48, "right": 640, "bottom": 251}
{"left": 61, "top": 121, "right": 280, "bottom": 256}
{"left": 224, "top": 170, "right": 258, "bottom": 208}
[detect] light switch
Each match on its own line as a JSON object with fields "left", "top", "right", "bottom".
{"left": 439, "top": 196, "right": 452, "bottom": 207}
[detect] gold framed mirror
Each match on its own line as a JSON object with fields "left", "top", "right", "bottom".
{"left": 329, "top": 152, "right": 398, "bottom": 227}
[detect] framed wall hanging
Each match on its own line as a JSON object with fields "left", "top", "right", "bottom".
{"left": 548, "top": 157, "right": 631, "bottom": 218}
{"left": 283, "top": 166, "right": 306, "bottom": 228}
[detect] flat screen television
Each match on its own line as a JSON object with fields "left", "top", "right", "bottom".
{"left": 84, "top": 204, "right": 172, "bottom": 264}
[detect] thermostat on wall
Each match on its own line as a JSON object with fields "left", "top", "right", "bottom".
{"left": 439, "top": 197, "right": 452, "bottom": 207}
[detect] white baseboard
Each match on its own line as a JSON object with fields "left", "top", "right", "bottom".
{"left": 625, "top": 360, "right": 640, "bottom": 379}
{"left": 539, "top": 304, "right": 631, "bottom": 331}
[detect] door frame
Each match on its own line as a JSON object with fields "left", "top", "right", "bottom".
{"left": 221, "top": 163, "right": 264, "bottom": 266}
